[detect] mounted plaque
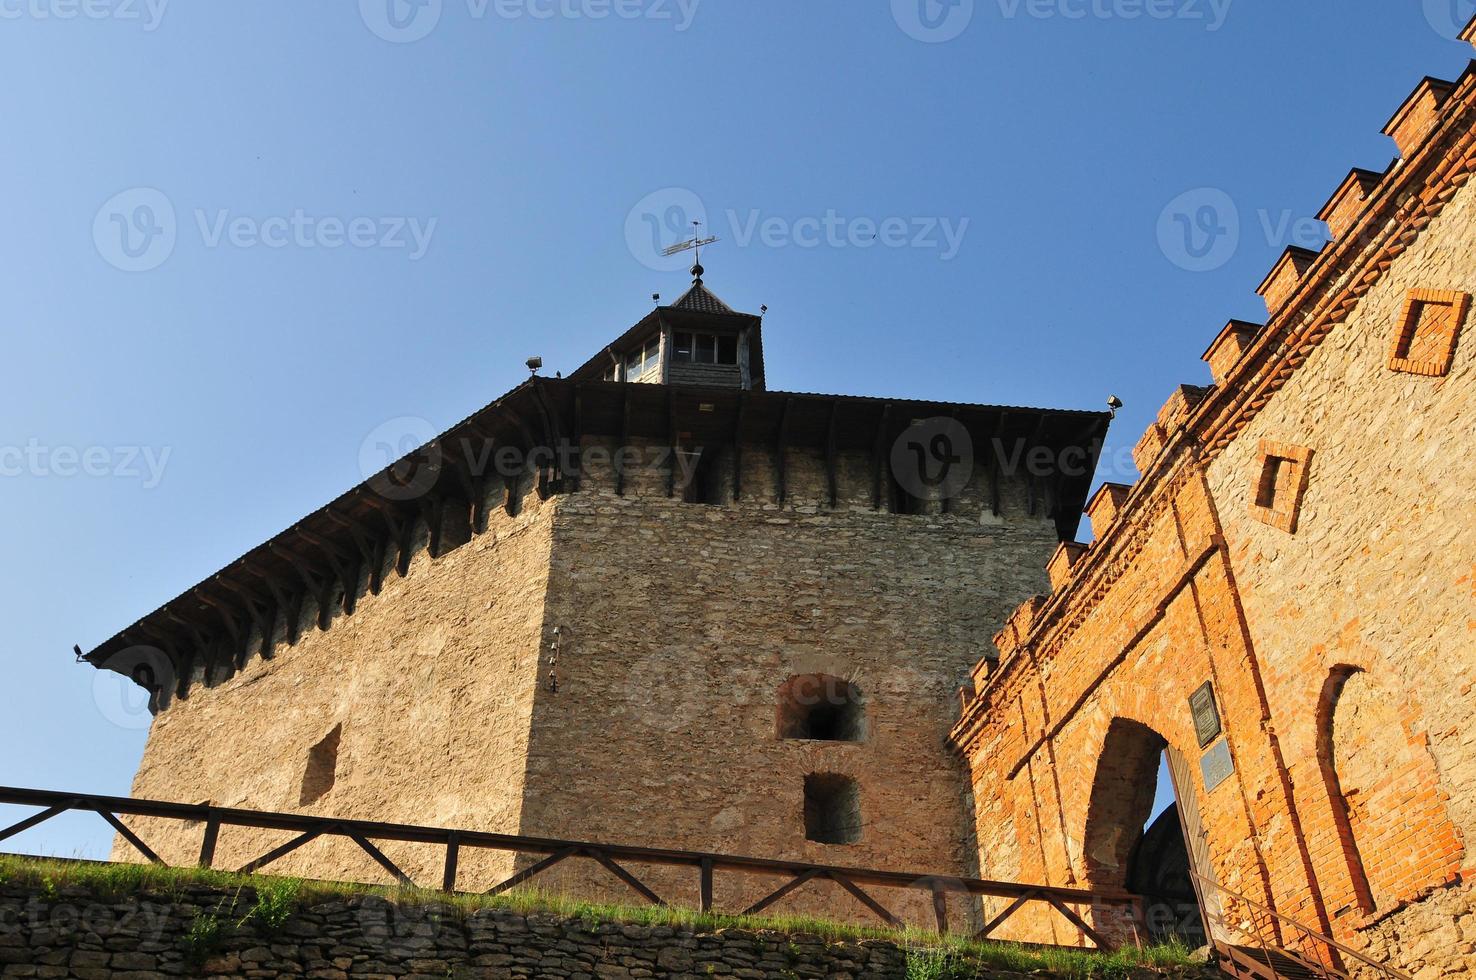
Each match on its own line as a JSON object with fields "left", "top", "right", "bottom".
{"left": 1190, "top": 681, "right": 1223, "bottom": 749}
{"left": 1201, "top": 739, "right": 1235, "bottom": 793}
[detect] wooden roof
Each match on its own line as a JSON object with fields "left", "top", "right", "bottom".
{"left": 80, "top": 376, "right": 1109, "bottom": 705}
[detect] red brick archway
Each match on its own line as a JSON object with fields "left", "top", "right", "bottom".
{"left": 1081, "top": 718, "right": 1168, "bottom": 889}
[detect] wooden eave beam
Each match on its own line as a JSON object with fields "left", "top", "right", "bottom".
{"left": 732, "top": 392, "right": 746, "bottom": 502}
{"left": 570, "top": 385, "right": 585, "bottom": 492}
{"left": 775, "top": 397, "right": 793, "bottom": 504}
{"left": 666, "top": 387, "right": 679, "bottom": 498}
{"left": 616, "top": 385, "right": 631, "bottom": 497}
{"left": 824, "top": 400, "right": 840, "bottom": 509}
{"left": 871, "top": 403, "right": 893, "bottom": 511}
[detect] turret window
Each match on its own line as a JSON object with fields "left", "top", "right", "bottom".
{"left": 673, "top": 331, "right": 738, "bottom": 366}
{"left": 624, "top": 336, "right": 661, "bottom": 380}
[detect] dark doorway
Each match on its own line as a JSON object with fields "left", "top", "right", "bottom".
{"left": 1084, "top": 719, "right": 1207, "bottom": 948}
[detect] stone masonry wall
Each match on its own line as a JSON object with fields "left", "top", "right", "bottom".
{"left": 1203, "top": 150, "right": 1476, "bottom": 975}
{"left": 0, "top": 877, "right": 1224, "bottom": 979}
{"left": 517, "top": 437, "right": 1061, "bottom": 929}
{"left": 0, "top": 880, "right": 917, "bottom": 979}
{"left": 118, "top": 487, "right": 556, "bottom": 890}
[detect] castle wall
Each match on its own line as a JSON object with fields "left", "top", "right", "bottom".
{"left": 1203, "top": 169, "right": 1476, "bottom": 971}
{"left": 515, "top": 437, "right": 1060, "bottom": 928}
{"left": 115, "top": 488, "right": 555, "bottom": 889}
{"left": 952, "top": 97, "right": 1476, "bottom": 975}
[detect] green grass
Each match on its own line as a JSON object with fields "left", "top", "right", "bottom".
{"left": 0, "top": 854, "right": 1201, "bottom": 977}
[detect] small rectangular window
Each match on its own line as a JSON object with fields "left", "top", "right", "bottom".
{"left": 1249, "top": 441, "right": 1313, "bottom": 534}
{"left": 695, "top": 334, "right": 717, "bottom": 364}
{"left": 718, "top": 335, "right": 738, "bottom": 365}
{"left": 1254, "top": 458, "right": 1285, "bottom": 510}
{"left": 674, "top": 332, "right": 693, "bottom": 363}
{"left": 804, "top": 774, "right": 862, "bottom": 845}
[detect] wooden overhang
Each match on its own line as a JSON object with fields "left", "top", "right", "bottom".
{"left": 79, "top": 377, "right": 1108, "bottom": 702}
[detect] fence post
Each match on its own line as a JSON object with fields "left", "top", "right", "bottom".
{"left": 197, "top": 815, "right": 220, "bottom": 869}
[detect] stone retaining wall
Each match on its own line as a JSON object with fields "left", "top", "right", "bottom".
{"left": 0, "top": 881, "right": 1212, "bottom": 979}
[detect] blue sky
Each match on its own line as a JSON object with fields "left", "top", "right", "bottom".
{"left": 1, "top": 1, "right": 1471, "bottom": 859}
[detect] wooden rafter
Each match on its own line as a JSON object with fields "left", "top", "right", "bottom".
{"left": 775, "top": 397, "right": 793, "bottom": 504}
{"left": 871, "top": 403, "right": 893, "bottom": 511}
{"left": 824, "top": 399, "right": 839, "bottom": 509}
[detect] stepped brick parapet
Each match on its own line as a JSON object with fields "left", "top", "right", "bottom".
{"left": 954, "top": 34, "right": 1476, "bottom": 979}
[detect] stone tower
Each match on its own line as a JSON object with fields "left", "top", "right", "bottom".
{"left": 85, "top": 271, "right": 1108, "bottom": 926}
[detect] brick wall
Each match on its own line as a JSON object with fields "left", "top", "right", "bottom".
{"left": 953, "top": 70, "right": 1476, "bottom": 977}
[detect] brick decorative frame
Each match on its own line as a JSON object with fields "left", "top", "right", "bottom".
{"left": 1387, "top": 288, "right": 1471, "bottom": 377}
{"left": 1249, "top": 441, "right": 1314, "bottom": 534}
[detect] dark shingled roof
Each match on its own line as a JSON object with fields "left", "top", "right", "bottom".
{"left": 669, "top": 281, "right": 733, "bottom": 315}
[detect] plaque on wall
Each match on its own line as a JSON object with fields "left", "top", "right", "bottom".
{"left": 1190, "top": 681, "right": 1223, "bottom": 748}
{"left": 1201, "top": 739, "right": 1235, "bottom": 792}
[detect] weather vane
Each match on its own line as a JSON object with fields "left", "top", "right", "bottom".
{"left": 662, "top": 220, "right": 720, "bottom": 282}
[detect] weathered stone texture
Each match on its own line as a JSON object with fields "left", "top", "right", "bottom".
{"left": 0, "top": 878, "right": 1224, "bottom": 979}
{"left": 120, "top": 424, "right": 1063, "bottom": 930}
{"left": 953, "top": 89, "right": 1476, "bottom": 976}
{"left": 1204, "top": 156, "right": 1476, "bottom": 970}
{"left": 519, "top": 452, "right": 1058, "bottom": 925}
{"left": 119, "top": 491, "right": 556, "bottom": 889}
